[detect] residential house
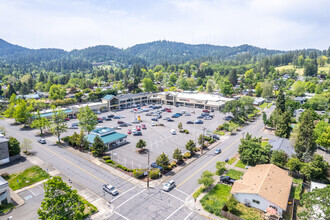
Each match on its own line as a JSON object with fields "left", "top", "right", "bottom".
{"left": 268, "top": 138, "right": 296, "bottom": 156}
{"left": 231, "top": 164, "right": 293, "bottom": 217}
{"left": 253, "top": 97, "right": 265, "bottom": 106}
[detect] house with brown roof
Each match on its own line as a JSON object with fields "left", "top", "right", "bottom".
{"left": 231, "top": 164, "right": 292, "bottom": 216}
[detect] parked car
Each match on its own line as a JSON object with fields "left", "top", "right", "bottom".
{"left": 127, "top": 129, "right": 132, "bottom": 134}
{"left": 184, "top": 113, "right": 191, "bottom": 116}
{"left": 136, "top": 126, "right": 141, "bottom": 131}
{"left": 113, "top": 116, "right": 121, "bottom": 119}
{"left": 202, "top": 109, "right": 210, "bottom": 113}
{"left": 133, "top": 131, "right": 142, "bottom": 136}
{"left": 204, "top": 116, "right": 213, "bottom": 120}
{"left": 211, "top": 109, "right": 214, "bottom": 112}
{"left": 167, "top": 118, "right": 174, "bottom": 122}
{"left": 151, "top": 118, "right": 158, "bottom": 121}
{"left": 38, "top": 139, "right": 46, "bottom": 144}
{"left": 186, "top": 121, "right": 194, "bottom": 124}
{"left": 105, "top": 117, "right": 112, "bottom": 121}
{"left": 225, "top": 158, "right": 229, "bottom": 162}
{"left": 151, "top": 122, "right": 156, "bottom": 126}
{"left": 72, "top": 123, "right": 79, "bottom": 127}
{"left": 220, "top": 176, "right": 236, "bottom": 185}
{"left": 132, "top": 120, "right": 140, "bottom": 124}
{"left": 201, "top": 112, "right": 209, "bottom": 117}
{"left": 224, "top": 115, "right": 233, "bottom": 121}
{"left": 163, "top": 180, "right": 175, "bottom": 192}
{"left": 166, "top": 109, "right": 172, "bottom": 113}
{"left": 170, "top": 129, "right": 176, "bottom": 135}
{"left": 195, "top": 120, "right": 203, "bottom": 124}
{"left": 150, "top": 162, "right": 163, "bottom": 170}
{"left": 146, "top": 113, "right": 152, "bottom": 116}
{"left": 102, "top": 184, "right": 119, "bottom": 196}
{"left": 163, "top": 116, "right": 170, "bottom": 121}
{"left": 132, "top": 128, "right": 137, "bottom": 132}
{"left": 69, "top": 125, "right": 79, "bottom": 129}
{"left": 102, "top": 117, "right": 107, "bottom": 120}
{"left": 171, "top": 114, "right": 180, "bottom": 118}
{"left": 214, "top": 148, "right": 221, "bottom": 155}
{"left": 65, "top": 117, "right": 70, "bottom": 121}
{"left": 108, "top": 114, "right": 115, "bottom": 118}
{"left": 212, "top": 134, "right": 220, "bottom": 140}
{"left": 111, "top": 126, "right": 121, "bottom": 130}
{"left": 119, "top": 123, "right": 128, "bottom": 127}
{"left": 117, "top": 121, "right": 125, "bottom": 124}
{"left": 97, "top": 119, "right": 103, "bottom": 123}
{"left": 141, "top": 124, "right": 146, "bottom": 129}
{"left": 197, "top": 115, "right": 204, "bottom": 119}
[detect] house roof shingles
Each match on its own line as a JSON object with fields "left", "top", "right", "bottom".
{"left": 231, "top": 164, "right": 292, "bottom": 210}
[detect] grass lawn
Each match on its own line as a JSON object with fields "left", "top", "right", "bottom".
{"left": 200, "top": 184, "right": 232, "bottom": 217}
{"left": 261, "top": 141, "right": 269, "bottom": 147}
{"left": 0, "top": 203, "right": 15, "bottom": 214}
{"left": 7, "top": 166, "right": 50, "bottom": 191}
{"left": 291, "top": 178, "right": 303, "bottom": 200}
{"left": 235, "top": 160, "right": 246, "bottom": 169}
{"left": 193, "top": 186, "right": 204, "bottom": 199}
{"left": 231, "top": 203, "right": 263, "bottom": 220}
{"left": 226, "top": 169, "right": 244, "bottom": 179}
{"left": 80, "top": 196, "right": 98, "bottom": 218}
{"left": 275, "top": 63, "right": 330, "bottom": 76}
{"left": 259, "top": 102, "right": 268, "bottom": 110}
{"left": 226, "top": 157, "right": 236, "bottom": 165}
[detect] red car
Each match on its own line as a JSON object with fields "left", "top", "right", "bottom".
{"left": 136, "top": 125, "right": 141, "bottom": 131}
{"left": 202, "top": 109, "right": 210, "bottom": 113}
{"left": 117, "top": 121, "right": 125, "bottom": 124}
{"left": 97, "top": 117, "right": 103, "bottom": 121}
{"left": 65, "top": 117, "right": 70, "bottom": 121}
{"left": 127, "top": 129, "right": 132, "bottom": 134}
{"left": 166, "top": 109, "right": 172, "bottom": 113}
{"left": 141, "top": 124, "right": 146, "bottom": 129}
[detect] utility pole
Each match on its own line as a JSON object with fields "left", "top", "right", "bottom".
{"left": 201, "top": 127, "right": 206, "bottom": 155}
{"left": 147, "top": 150, "right": 150, "bottom": 188}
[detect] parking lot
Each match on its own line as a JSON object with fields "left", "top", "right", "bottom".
{"left": 54, "top": 104, "right": 228, "bottom": 169}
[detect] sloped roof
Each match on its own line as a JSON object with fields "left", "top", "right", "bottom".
{"left": 231, "top": 164, "right": 292, "bottom": 210}
{"left": 268, "top": 138, "right": 296, "bottom": 156}
{"left": 87, "top": 131, "right": 127, "bottom": 144}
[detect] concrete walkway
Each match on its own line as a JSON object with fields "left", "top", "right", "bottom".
{"left": 25, "top": 155, "right": 113, "bottom": 220}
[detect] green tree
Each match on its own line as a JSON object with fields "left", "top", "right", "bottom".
{"left": 172, "top": 148, "right": 183, "bottom": 162}
{"left": 226, "top": 196, "right": 238, "bottom": 213}
{"left": 220, "top": 79, "right": 233, "bottom": 96}
{"left": 13, "top": 99, "right": 33, "bottom": 126}
{"left": 177, "top": 77, "right": 189, "bottom": 90}
{"left": 31, "top": 110, "right": 51, "bottom": 135}
{"left": 275, "top": 89, "right": 285, "bottom": 113}
{"left": 222, "top": 100, "right": 245, "bottom": 123}
{"left": 198, "top": 170, "right": 214, "bottom": 188}
{"left": 292, "top": 81, "right": 306, "bottom": 96}
{"left": 21, "top": 138, "right": 33, "bottom": 153}
{"left": 186, "top": 78, "right": 196, "bottom": 90}
{"left": 3, "top": 103, "right": 15, "bottom": 119}
{"left": 136, "top": 139, "right": 146, "bottom": 151}
{"left": 205, "top": 79, "right": 214, "bottom": 93}
{"left": 38, "top": 176, "right": 84, "bottom": 220}
{"left": 177, "top": 122, "right": 183, "bottom": 131}
{"left": 304, "top": 58, "right": 318, "bottom": 76}
{"left": 255, "top": 82, "right": 263, "bottom": 97}
{"left": 142, "top": 78, "right": 156, "bottom": 92}
{"left": 49, "top": 105, "right": 68, "bottom": 143}
{"left": 298, "top": 185, "right": 330, "bottom": 220}
{"left": 169, "top": 73, "right": 177, "bottom": 85}
{"left": 185, "top": 140, "right": 196, "bottom": 154}
{"left": 8, "top": 137, "right": 20, "bottom": 156}
{"left": 294, "top": 109, "right": 316, "bottom": 161}
{"left": 9, "top": 93, "right": 17, "bottom": 105}
{"left": 90, "top": 136, "right": 107, "bottom": 157}
{"left": 261, "top": 81, "right": 273, "bottom": 98}
{"left": 309, "top": 154, "right": 329, "bottom": 180}
{"left": 275, "top": 111, "right": 292, "bottom": 138}
{"left": 215, "top": 161, "right": 226, "bottom": 176}
{"left": 286, "top": 157, "right": 302, "bottom": 173}
{"left": 270, "top": 150, "right": 288, "bottom": 167}
{"left": 74, "top": 91, "right": 84, "bottom": 102}
{"left": 156, "top": 153, "right": 170, "bottom": 169}
{"left": 314, "top": 121, "right": 330, "bottom": 150}
{"left": 297, "top": 55, "right": 304, "bottom": 67}
{"left": 238, "top": 133, "right": 272, "bottom": 166}
{"left": 77, "top": 106, "right": 97, "bottom": 134}
{"left": 49, "top": 84, "right": 66, "bottom": 100}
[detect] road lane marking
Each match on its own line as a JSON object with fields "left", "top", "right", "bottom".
{"left": 164, "top": 204, "right": 185, "bottom": 220}
{"left": 174, "top": 188, "right": 189, "bottom": 196}
{"left": 184, "top": 212, "right": 194, "bottom": 220}
{"left": 114, "top": 211, "right": 129, "bottom": 220}
{"left": 111, "top": 186, "right": 137, "bottom": 203}
{"left": 115, "top": 189, "right": 146, "bottom": 209}
{"left": 163, "top": 191, "right": 184, "bottom": 203}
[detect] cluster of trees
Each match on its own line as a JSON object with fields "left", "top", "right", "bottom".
{"left": 222, "top": 96, "right": 256, "bottom": 123}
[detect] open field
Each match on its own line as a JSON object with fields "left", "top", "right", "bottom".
{"left": 275, "top": 63, "right": 330, "bottom": 75}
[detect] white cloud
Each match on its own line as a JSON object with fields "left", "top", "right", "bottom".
{"left": 0, "top": 0, "right": 328, "bottom": 50}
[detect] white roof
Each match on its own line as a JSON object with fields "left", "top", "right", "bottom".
{"left": 310, "top": 182, "right": 327, "bottom": 191}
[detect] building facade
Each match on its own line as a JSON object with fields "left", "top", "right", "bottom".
{"left": 0, "top": 176, "right": 11, "bottom": 205}
{"left": 86, "top": 127, "right": 127, "bottom": 149}
{"left": 0, "top": 138, "right": 9, "bottom": 165}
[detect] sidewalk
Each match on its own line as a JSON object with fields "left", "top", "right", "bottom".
{"left": 25, "top": 155, "right": 113, "bottom": 219}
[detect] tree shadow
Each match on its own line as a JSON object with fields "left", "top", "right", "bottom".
{"left": 0, "top": 156, "right": 27, "bottom": 170}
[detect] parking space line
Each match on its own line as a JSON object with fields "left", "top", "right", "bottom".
{"left": 28, "top": 188, "right": 37, "bottom": 196}
{"left": 116, "top": 189, "right": 146, "bottom": 209}
{"left": 114, "top": 211, "right": 129, "bottom": 220}
{"left": 174, "top": 188, "right": 189, "bottom": 196}
{"left": 111, "top": 186, "right": 137, "bottom": 203}
{"left": 163, "top": 191, "right": 184, "bottom": 203}
{"left": 164, "top": 204, "right": 185, "bottom": 220}
{"left": 184, "top": 212, "right": 194, "bottom": 220}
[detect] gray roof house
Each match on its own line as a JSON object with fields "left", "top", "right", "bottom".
{"left": 268, "top": 138, "right": 296, "bottom": 156}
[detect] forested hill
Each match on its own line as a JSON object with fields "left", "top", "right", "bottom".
{"left": 0, "top": 38, "right": 287, "bottom": 68}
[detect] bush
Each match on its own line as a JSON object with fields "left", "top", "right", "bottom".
{"left": 184, "top": 152, "right": 191, "bottom": 158}
{"left": 170, "top": 161, "right": 177, "bottom": 168}
{"left": 217, "top": 125, "right": 223, "bottom": 130}
{"left": 105, "top": 159, "right": 115, "bottom": 165}
{"left": 149, "top": 169, "right": 160, "bottom": 179}
{"left": 117, "top": 164, "right": 133, "bottom": 172}
{"left": 133, "top": 169, "right": 145, "bottom": 178}
{"left": 184, "top": 129, "right": 189, "bottom": 134}
{"left": 0, "top": 173, "right": 9, "bottom": 180}
{"left": 209, "top": 139, "right": 215, "bottom": 144}
{"left": 204, "top": 136, "right": 211, "bottom": 141}
{"left": 103, "top": 156, "right": 111, "bottom": 160}
{"left": 61, "top": 136, "right": 70, "bottom": 142}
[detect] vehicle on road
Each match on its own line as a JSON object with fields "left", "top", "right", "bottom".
{"left": 69, "top": 125, "right": 79, "bottom": 129}
{"left": 170, "top": 129, "right": 176, "bottom": 135}
{"left": 127, "top": 129, "right": 132, "bottom": 134}
{"left": 102, "top": 184, "right": 119, "bottom": 196}
{"left": 113, "top": 116, "right": 121, "bottom": 119}
{"left": 141, "top": 124, "right": 146, "bottom": 129}
{"left": 195, "top": 120, "right": 203, "bottom": 124}
{"left": 186, "top": 121, "right": 194, "bottom": 124}
{"left": 133, "top": 131, "right": 142, "bottom": 136}
{"left": 163, "top": 180, "right": 175, "bottom": 192}
{"left": 38, "top": 139, "right": 46, "bottom": 144}
{"left": 214, "top": 149, "right": 221, "bottom": 155}
{"left": 220, "top": 176, "right": 236, "bottom": 185}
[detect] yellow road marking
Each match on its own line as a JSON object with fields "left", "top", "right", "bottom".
{"left": 177, "top": 120, "right": 262, "bottom": 189}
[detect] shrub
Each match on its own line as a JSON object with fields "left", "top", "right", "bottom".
{"left": 184, "top": 129, "right": 189, "bottom": 134}
{"left": 103, "top": 156, "right": 111, "bottom": 160}
{"left": 117, "top": 164, "right": 133, "bottom": 172}
{"left": 1, "top": 173, "right": 9, "bottom": 180}
{"left": 204, "top": 136, "right": 211, "bottom": 141}
{"left": 170, "top": 161, "right": 177, "bottom": 168}
{"left": 217, "top": 125, "right": 223, "bottom": 130}
{"left": 105, "top": 159, "right": 115, "bottom": 165}
{"left": 209, "top": 139, "right": 215, "bottom": 144}
{"left": 133, "top": 169, "right": 145, "bottom": 178}
{"left": 149, "top": 169, "right": 160, "bottom": 179}
{"left": 184, "top": 152, "right": 191, "bottom": 158}
{"left": 61, "top": 136, "right": 70, "bottom": 142}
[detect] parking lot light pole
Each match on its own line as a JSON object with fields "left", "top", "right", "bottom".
{"left": 201, "top": 127, "right": 206, "bottom": 155}
{"left": 147, "top": 149, "right": 150, "bottom": 188}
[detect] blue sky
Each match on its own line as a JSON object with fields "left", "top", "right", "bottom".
{"left": 0, "top": 0, "right": 329, "bottom": 51}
